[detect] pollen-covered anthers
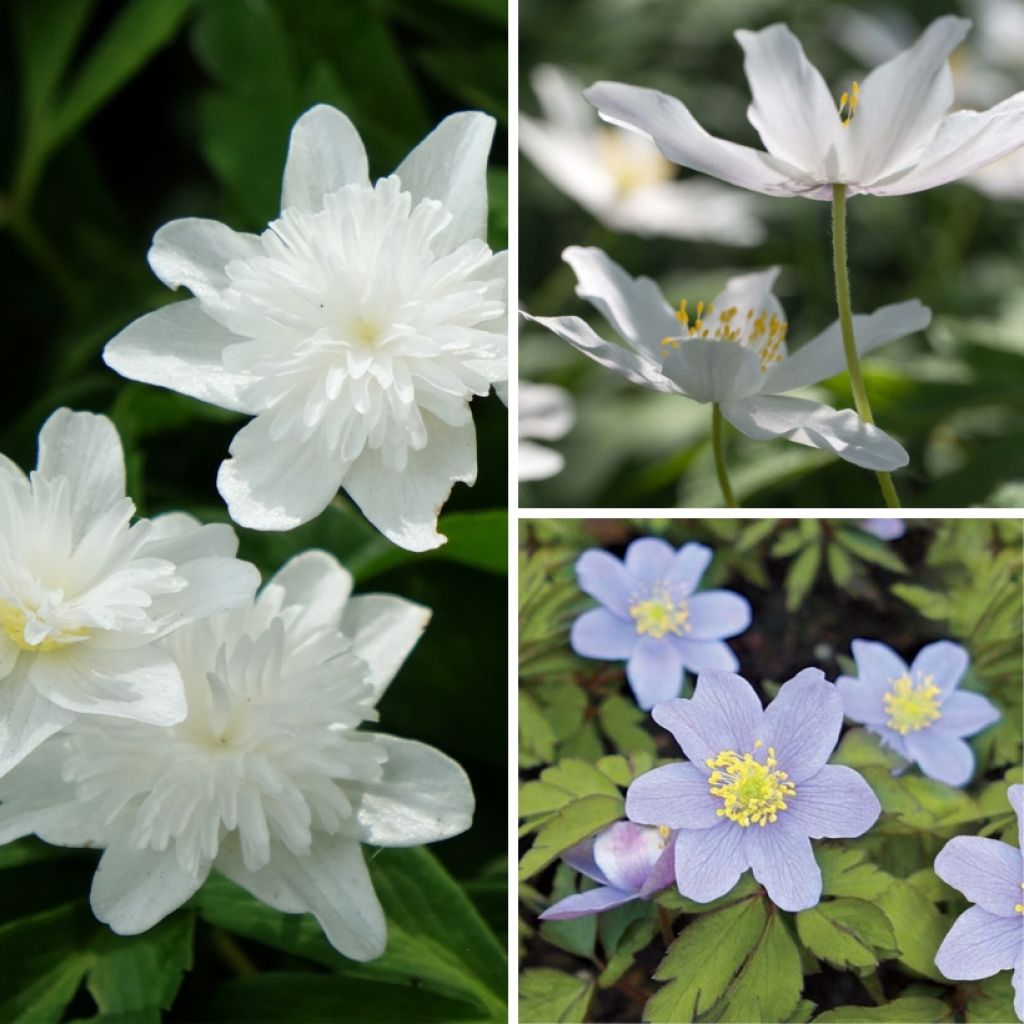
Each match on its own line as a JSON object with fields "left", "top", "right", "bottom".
{"left": 660, "top": 300, "right": 787, "bottom": 371}
{"left": 657, "top": 824, "right": 672, "bottom": 847}
{"left": 839, "top": 80, "right": 860, "bottom": 126}
{"left": 705, "top": 740, "right": 796, "bottom": 827}
{"left": 628, "top": 586, "right": 690, "bottom": 639}
{"left": 884, "top": 672, "right": 942, "bottom": 735}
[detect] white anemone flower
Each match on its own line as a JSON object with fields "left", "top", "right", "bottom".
{"left": 104, "top": 105, "right": 507, "bottom": 552}
{"left": 521, "top": 65, "right": 765, "bottom": 244}
{"left": 0, "top": 550, "right": 473, "bottom": 961}
{"left": 586, "top": 15, "right": 1024, "bottom": 201}
{"left": 0, "top": 409, "right": 259, "bottom": 777}
{"left": 518, "top": 381, "right": 575, "bottom": 482}
{"left": 524, "top": 247, "right": 931, "bottom": 470}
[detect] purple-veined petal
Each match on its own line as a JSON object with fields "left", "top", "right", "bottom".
{"left": 575, "top": 548, "right": 632, "bottom": 617}
{"left": 686, "top": 591, "right": 752, "bottom": 640}
{"left": 836, "top": 673, "right": 890, "bottom": 725}
{"left": 663, "top": 542, "right": 713, "bottom": 593}
{"left": 562, "top": 837, "right": 611, "bottom": 887}
{"left": 626, "top": 763, "right": 721, "bottom": 830}
{"left": 851, "top": 639, "right": 909, "bottom": 684}
{"left": 904, "top": 728, "right": 975, "bottom": 787}
{"left": 934, "top": 836, "right": 1024, "bottom": 918}
{"left": 759, "top": 669, "right": 842, "bottom": 782}
{"left": 641, "top": 841, "right": 677, "bottom": 898}
{"left": 785, "top": 765, "right": 880, "bottom": 839}
{"left": 653, "top": 669, "right": 762, "bottom": 765}
{"left": 935, "top": 906, "right": 1023, "bottom": 979}
{"left": 674, "top": 822, "right": 750, "bottom": 903}
{"left": 624, "top": 537, "right": 676, "bottom": 582}
{"left": 570, "top": 608, "right": 637, "bottom": 661}
{"left": 627, "top": 637, "right": 685, "bottom": 710}
{"left": 672, "top": 638, "right": 740, "bottom": 673}
{"left": 540, "top": 885, "right": 637, "bottom": 920}
{"left": 911, "top": 640, "right": 969, "bottom": 698}
{"left": 934, "top": 690, "right": 1001, "bottom": 738}
{"left": 594, "top": 822, "right": 666, "bottom": 892}
{"left": 744, "top": 820, "right": 822, "bottom": 911}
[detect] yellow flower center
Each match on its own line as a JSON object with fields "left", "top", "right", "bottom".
{"left": 883, "top": 672, "right": 942, "bottom": 735}
{"left": 0, "top": 600, "right": 88, "bottom": 653}
{"left": 629, "top": 591, "right": 690, "bottom": 639}
{"left": 661, "top": 299, "right": 787, "bottom": 372}
{"left": 706, "top": 741, "right": 796, "bottom": 828}
{"left": 839, "top": 80, "right": 860, "bottom": 126}
{"left": 595, "top": 128, "right": 674, "bottom": 195}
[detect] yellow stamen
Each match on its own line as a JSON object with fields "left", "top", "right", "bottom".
{"left": 0, "top": 601, "right": 88, "bottom": 653}
{"left": 883, "top": 672, "right": 942, "bottom": 735}
{"left": 839, "top": 80, "right": 860, "bottom": 126}
{"left": 705, "top": 747, "right": 796, "bottom": 827}
{"left": 629, "top": 589, "right": 690, "bottom": 639}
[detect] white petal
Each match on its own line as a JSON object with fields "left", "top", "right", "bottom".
{"left": 736, "top": 23, "right": 846, "bottom": 178}
{"left": 217, "top": 416, "right": 346, "bottom": 532}
{"left": 562, "top": 246, "right": 678, "bottom": 359}
{"left": 519, "top": 114, "right": 614, "bottom": 212}
{"left": 585, "top": 82, "right": 811, "bottom": 197}
{"left": 104, "top": 299, "right": 256, "bottom": 414}
{"left": 91, "top": 840, "right": 208, "bottom": 935}
{"left": 850, "top": 16, "right": 971, "bottom": 185}
{"left": 151, "top": 556, "right": 260, "bottom": 636}
{"left": 342, "top": 416, "right": 477, "bottom": 552}
{"left": 395, "top": 111, "right": 495, "bottom": 250}
{"left": 762, "top": 300, "right": 931, "bottom": 394}
{"left": 522, "top": 312, "right": 674, "bottom": 392}
{"left": 29, "top": 644, "right": 187, "bottom": 726}
{"left": 281, "top": 104, "right": 370, "bottom": 213}
{"left": 342, "top": 594, "right": 430, "bottom": 701}
{"left": 518, "top": 440, "right": 565, "bottom": 482}
{"left": 0, "top": 738, "right": 86, "bottom": 845}
{"left": 214, "top": 834, "right": 306, "bottom": 914}
{"left": 531, "top": 64, "right": 597, "bottom": 134}
{"left": 661, "top": 339, "right": 764, "bottom": 403}
{"left": 519, "top": 382, "right": 574, "bottom": 441}
{"left": 347, "top": 735, "right": 474, "bottom": 846}
{"left": 720, "top": 395, "right": 910, "bottom": 470}
{"left": 36, "top": 409, "right": 126, "bottom": 542}
{"left": 147, "top": 218, "right": 262, "bottom": 301}
{"left": 0, "top": 669, "right": 73, "bottom": 779}
{"left": 267, "top": 550, "right": 353, "bottom": 636}
{"left": 144, "top": 512, "right": 241, "bottom": 561}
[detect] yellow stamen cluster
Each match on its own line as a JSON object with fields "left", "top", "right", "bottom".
{"left": 839, "top": 80, "right": 860, "bottom": 126}
{"left": 0, "top": 601, "right": 88, "bottom": 653}
{"left": 883, "top": 672, "right": 942, "bottom": 735}
{"left": 1016, "top": 882, "right": 1024, "bottom": 915}
{"left": 705, "top": 741, "right": 796, "bottom": 827}
{"left": 629, "top": 590, "right": 690, "bottom": 639}
{"left": 660, "top": 300, "right": 787, "bottom": 371}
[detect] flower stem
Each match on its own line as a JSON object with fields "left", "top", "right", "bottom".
{"left": 657, "top": 906, "right": 675, "bottom": 948}
{"left": 831, "top": 184, "right": 901, "bottom": 508}
{"left": 210, "top": 928, "right": 259, "bottom": 977}
{"left": 711, "top": 404, "right": 738, "bottom": 508}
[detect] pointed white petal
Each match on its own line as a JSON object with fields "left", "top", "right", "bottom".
{"left": 152, "top": 556, "right": 260, "bottom": 635}
{"left": 720, "top": 395, "right": 910, "bottom": 470}
{"left": 342, "top": 594, "right": 430, "bottom": 701}
{"left": 518, "top": 441, "right": 565, "bottom": 481}
{"left": 147, "top": 218, "right": 262, "bottom": 301}
{"left": 144, "top": 512, "right": 240, "bottom": 560}
{"left": 281, "top": 104, "right": 370, "bottom": 213}
{"left": 519, "top": 383, "right": 574, "bottom": 441}
{"left": 531, "top": 64, "right": 597, "bottom": 134}
{"left": 661, "top": 339, "right": 764, "bottom": 403}
{"left": 0, "top": 668, "right": 73, "bottom": 779}
{"left": 214, "top": 834, "right": 306, "bottom": 913}
{"left": 266, "top": 550, "right": 354, "bottom": 636}
{"left": 342, "top": 416, "right": 477, "bottom": 552}
{"left": 104, "top": 300, "right": 256, "bottom": 414}
{"left": 395, "top": 111, "right": 495, "bottom": 250}
{"left": 762, "top": 300, "right": 931, "bottom": 394}
{"left": 585, "top": 81, "right": 810, "bottom": 197}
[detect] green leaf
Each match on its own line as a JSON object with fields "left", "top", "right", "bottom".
{"left": 876, "top": 880, "right": 948, "bottom": 982}
{"left": 835, "top": 528, "right": 908, "bottom": 573}
{"left": 832, "top": 728, "right": 903, "bottom": 771}
{"left": 519, "top": 968, "right": 593, "bottom": 1024}
{"left": 645, "top": 896, "right": 802, "bottom": 1023}
{"left": 817, "top": 846, "right": 894, "bottom": 901}
{"left": 518, "top": 794, "right": 624, "bottom": 880}
{"left": 795, "top": 898, "right": 899, "bottom": 974}
{"left": 539, "top": 864, "right": 598, "bottom": 959}
{"left": 814, "top": 996, "right": 951, "bottom": 1022}
{"left": 784, "top": 543, "right": 821, "bottom": 611}
{"left": 519, "top": 691, "right": 557, "bottom": 767}
{"left": 964, "top": 971, "right": 1018, "bottom": 1022}
{"left": 598, "top": 695, "right": 657, "bottom": 756}
{"left": 826, "top": 542, "right": 855, "bottom": 588}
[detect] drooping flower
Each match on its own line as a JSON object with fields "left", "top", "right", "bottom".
{"left": 520, "top": 64, "right": 765, "bottom": 244}
{"left": 104, "top": 105, "right": 507, "bottom": 552}
{"left": 859, "top": 518, "right": 906, "bottom": 541}
{"left": 837, "top": 639, "right": 1000, "bottom": 786}
{"left": 519, "top": 381, "right": 575, "bottom": 482}
{"left": 934, "top": 783, "right": 1024, "bottom": 1022}
{"left": 540, "top": 820, "right": 675, "bottom": 920}
{"left": 0, "top": 551, "right": 473, "bottom": 960}
{"left": 525, "top": 246, "right": 928, "bottom": 470}
{"left": 570, "top": 537, "right": 751, "bottom": 710}
{"left": 626, "top": 669, "right": 880, "bottom": 911}
{"left": 585, "top": 16, "right": 1024, "bottom": 201}
{"left": 0, "top": 408, "right": 259, "bottom": 778}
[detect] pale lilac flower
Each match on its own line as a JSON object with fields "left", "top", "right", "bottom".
{"left": 859, "top": 518, "right": 906, "bottom": 540}
{"left": 837, "top": 640, "right": 1000, "bottom": 786}
{"left": 540, "top": 821, "right": 675, "bottom": 920}
{"left": 934, "top": 784, "right": 1024, "bottom": 1022}
{"left": 570, "top": 538, "right": 751, "bottom": 710}
{"left": 627, "top": 669, "right": 880, "bottom": 912}
{"left": 586, "top": 17, "right": 1024, "bottom": 201}
{"left": 518, "top": 381, "right": 574, "bottom": 482}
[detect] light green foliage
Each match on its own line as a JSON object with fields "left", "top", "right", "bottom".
{"left": 520, "top": 968, "right": 594, "bottom": 1023}
{"left": 795, "top": 898, "right": 899, "bottom": 974}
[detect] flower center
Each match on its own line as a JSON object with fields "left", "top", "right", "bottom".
{"left": 596, "top": 128, "right": 674, "bottom": 195}
{"left": 706, "top": 742, "right": 795, "bottom": 827}
{"left": 883, "top": 672, "right": 942, "bottom": 735}
{"left": 0, "top": 599, "right": 89, "bottom": 652}
{"left": 629, "top": 591, "right": 690, "bottom": 639}
{"left": 352, "top": 318, "right": 382, "bottom": 346}
{"left": 838, "top": 80, "right": 860, "bottom": 126}
{"left": 661, "top": 299, "right": 786, "bottom": 372}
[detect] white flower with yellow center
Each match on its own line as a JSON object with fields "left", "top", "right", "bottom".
{"left": 525, "top": 246, "right": 930, "bottom": 470}
{"left": 520, "top": 64, "right": 765, "bottom": 244}
{"left": 586, "top": 16, "right": 1024, "bottom": 200}
{"left": 0, "top": 409, "right": 259, "bottom": 778}
{"left": 0, "top": 551, "right": 473, "bottom": 960}
{"left": 104, "top": 105, "right": 507, "bottom": 552}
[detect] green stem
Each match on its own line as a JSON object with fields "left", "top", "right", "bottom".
{"left": 210, "top": 928, "right": 258, "bottom": 977}
{"left": 711, "top": 404, "right": 738, "bottom": 508}
{"left": 830, "top": 184, "right": 901, "bottom": 508}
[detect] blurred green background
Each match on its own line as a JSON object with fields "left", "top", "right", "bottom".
{"left": 0, "top": 0, "right": 508, "bottom": 1019}
{"left": 519, "top": 0, "right": 1024, "bottom": 509}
